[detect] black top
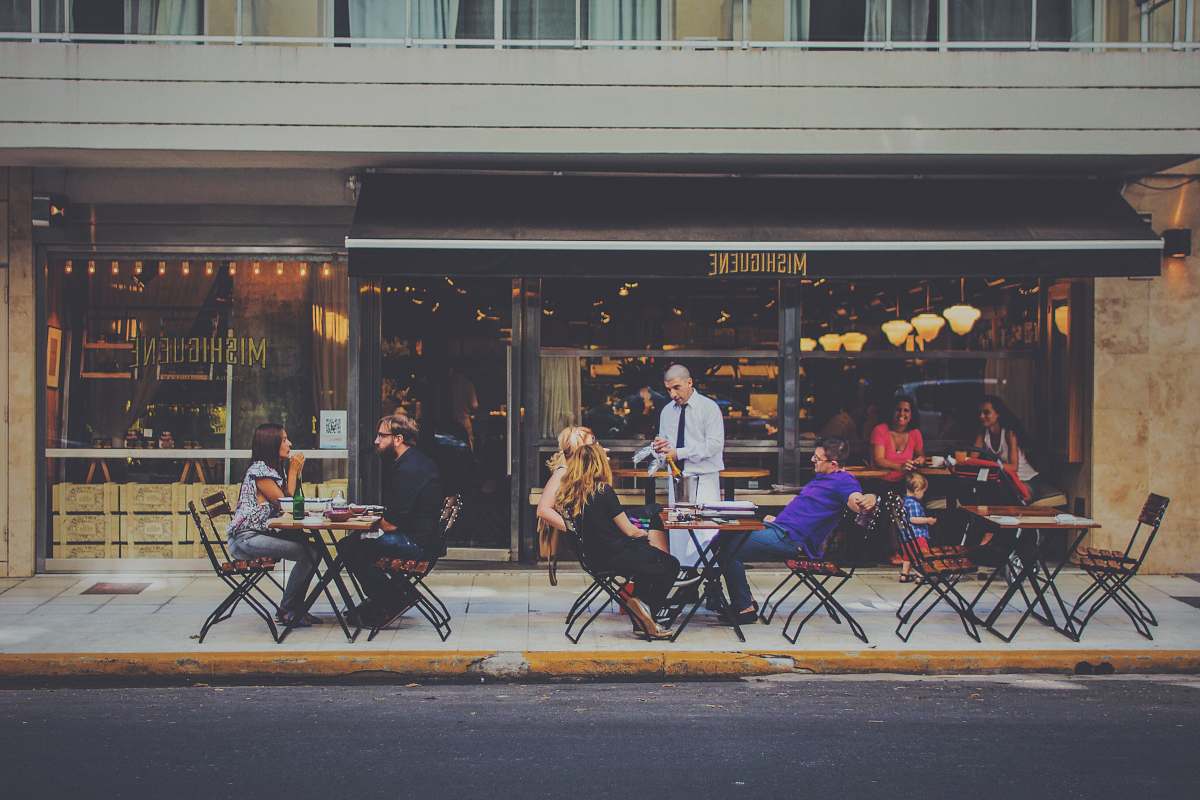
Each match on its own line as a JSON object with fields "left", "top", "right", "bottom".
{"left": 381, "top": 447, "right": 444, "bottom": 555}
{"left": 574, "top": 485, "right": 632, "bottom": 560}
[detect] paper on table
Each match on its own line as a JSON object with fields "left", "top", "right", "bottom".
{"left": 700, "top": 500, "right": 757, "bottom": 510}
{"left": 987, "top": 515, "right": 1021, "bottom": 526}
{"left": 1055, "top": 513, "right": 1096, "bottom": 525}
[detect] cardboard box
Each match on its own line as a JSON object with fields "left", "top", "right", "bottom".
{"left": 50, "top": 513, "right": 119, "bottom": 544}
{"left": 120, "top": 482, "right": 187, "bottom": 514}
{"left": 120, "top": 514, "right": 185, "bottom": 544}
{"left": 55, "top": 542, "right": 116, "bottom": 559}
{"left": 52, "top": 483, "right": 119, "bottom": 514}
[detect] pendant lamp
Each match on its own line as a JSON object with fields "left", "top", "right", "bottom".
{"left": 818, "top": 332, "right": 843, "bottom": 352}
{"left": 881, "top": 290, "right": 913, "bottom": 347}
{"left": 799, "top": 337, "right": 817, "bottom": 352}
{"left": 943, "top": 277, "right": 981, "bottom": 336}
{"left": 910, "top": 283, "right": 945, "bottom": 342}
{"left": 840, "top": 331, "right": 868, "bottom": 352}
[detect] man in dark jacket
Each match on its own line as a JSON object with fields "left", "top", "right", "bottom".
{"left": 337, "top": 413, "right": 443, "bottom": 625}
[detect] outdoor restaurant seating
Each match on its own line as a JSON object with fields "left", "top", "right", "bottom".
{"left": 887, "top": 493, "right": 983, "bottom": 642}
{"left": 560, "top": 515, "right": 648, "bottom": 643}
{"left": 188, "top": 494, "right": 283, "bottom": 644}
{"left": 1070, "top": 493, "right": 1170, "bottom": 640}
{"left": 365, "top": 494, "right": 462, "bottom": 642}
{"left": 758, "top": 504, "right": 885, "bottom": 644}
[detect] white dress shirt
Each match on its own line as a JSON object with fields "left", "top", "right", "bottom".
{"left": 658, "top": 390, "right": 725, "bottom": 476}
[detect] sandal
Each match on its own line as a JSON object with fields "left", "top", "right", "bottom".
{"left": 275, "top": 610, "right": 312, "bottom": 628}
{"left": 898, "top": 573, "right": 915, "bottom": 584}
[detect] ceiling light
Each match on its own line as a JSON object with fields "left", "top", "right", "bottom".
{"left": 818, "top": 333, "right": 843, "bottom": 352}
{"left": 799, "top": 337, "right": 817, "bottom": 352}
{"left": 841, "top": 331, "right": 867, "bottom": 352}
{"left": 942, "top": 277, "right": 981, "bottom": 335}
{"left": 911, "top": 312, "right": 945, "bottom": 343}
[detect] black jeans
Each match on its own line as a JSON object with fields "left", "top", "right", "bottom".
{"left": 336, "top": 531, "right": 426, "bottom": 604}
{"left": 597, "top": 539, "right": 680, "bottom": 612}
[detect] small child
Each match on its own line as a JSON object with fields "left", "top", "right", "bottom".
{"left": 899, "top": 473, "right": 937, "bottom": 583}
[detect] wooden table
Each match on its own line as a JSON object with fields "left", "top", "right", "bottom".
{"left": 661, "top": 513, "right": 763, "bottom": 643}
{"left": 613, "top": 468, "right": 772, "bottom": 504}
{"left": 844, "top": 466, "right": 953, "bottom": 481}
{"left": 266, "top": 514, "right": 381, "bottom": 642}
{"left": 959, "top": 505, "right": 1100, "bottom": 642}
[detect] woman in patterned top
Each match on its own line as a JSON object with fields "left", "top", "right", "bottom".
{"left": 227, "top": 423, "right": 322, "bottom": 627}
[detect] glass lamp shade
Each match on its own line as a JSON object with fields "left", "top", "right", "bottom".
{"left": 1054, "top": 305, "right": 1070, "bottom": 336}
{"left": 799, "top": 337, "right": 817, "bottom": 352}
{"left": 840, "top": 331, "right": 868, "bottom": 352}
{"left": 818, "top": 333, "right": 843, "bottom": 352}
{"left": 910, "top": 312, "right": 945, "bottom": 342}
{"left": 881, "top": 318, "right": 914, "bottom": 347}
{"left": 942, "top": 304, "right": 981, "bottom": 335}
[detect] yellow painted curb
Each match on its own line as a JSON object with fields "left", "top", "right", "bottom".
{"left": 0, "top": 649, "right": 1197, "bottom": 680}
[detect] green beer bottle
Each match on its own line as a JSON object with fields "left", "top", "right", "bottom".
{"left": 293, "top": 481, "right": 305, "bottom": 520}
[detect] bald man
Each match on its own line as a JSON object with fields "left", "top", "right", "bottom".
{"left": 653, "top": 364, "right": 725, "bottom": 564}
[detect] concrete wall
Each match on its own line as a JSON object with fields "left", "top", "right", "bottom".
{"left": 1092, "top": 171, "right": 1199, "bottom": 573}
{"left": 0, "top": 43, "right": 1198, "bottom": 167}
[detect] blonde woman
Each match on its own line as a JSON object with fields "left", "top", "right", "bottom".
{"left": 555, "top": 442, "right": 680, "bottom": 640}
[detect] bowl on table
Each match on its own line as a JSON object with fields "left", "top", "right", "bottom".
{"left": 324, "top": 507, "right": 355, "bottom": 523}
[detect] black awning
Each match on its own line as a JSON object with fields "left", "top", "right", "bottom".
{"left": 347, "top": 174, "right": 1161, "bottom": 278}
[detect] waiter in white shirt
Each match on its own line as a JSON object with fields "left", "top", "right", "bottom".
{"left": 653, "top": 364, "right": 725, "bottom": 564}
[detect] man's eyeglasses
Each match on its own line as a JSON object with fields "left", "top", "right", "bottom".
{"left": 375, "top": 431, "right": 394, "bottom": 440}
{"left": 811, "top": 453, "right": 831, "bottom": 464}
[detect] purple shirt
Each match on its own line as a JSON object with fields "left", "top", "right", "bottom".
{"left": 773, "top": 471, "right": 863, "bottom": 556}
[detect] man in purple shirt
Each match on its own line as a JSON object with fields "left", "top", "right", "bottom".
{"left": 714, "top": 438, "right": 877, "bottom": 625}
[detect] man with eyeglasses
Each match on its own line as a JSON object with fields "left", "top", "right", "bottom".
{"left": 713, "top": 437, "right": 877, "bottom": 625}
{"left": 336, "top": 412, "right": 443, "bottom": 627}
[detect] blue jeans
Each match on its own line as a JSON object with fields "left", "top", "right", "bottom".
{"left": 335, "top": 531, "right": 426, "bottom": 603}
{"left": 228, "top": 532, "right": 321, "bottom": 614}
{"left": 715, "top": 525, "right": 808, "bottom": 612}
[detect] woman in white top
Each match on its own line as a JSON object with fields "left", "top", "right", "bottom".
{"left": 974, "top": 395, "right": 1039, "bottom": 496}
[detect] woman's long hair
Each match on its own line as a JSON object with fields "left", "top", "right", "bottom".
{"left": 250, "top": 423, "right": 287, "bottom": 478}
{"left": 979, "top": 394, "right": 1036, "bottom": 469}
{"left": 545, "top": 426, "right": 595, "bottom": 471}
{"left": 554, "top": 442, "right": 613, "bottom": 522}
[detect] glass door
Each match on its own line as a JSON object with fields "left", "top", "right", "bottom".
{"left": 379, "top": 277, "right": 514, "bottom": 551}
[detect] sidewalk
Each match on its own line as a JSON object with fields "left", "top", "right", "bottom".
{"left": 2, "top": 568, "right": 1199, "bottom": 681}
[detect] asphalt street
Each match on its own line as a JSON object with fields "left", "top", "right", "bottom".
{"left": 1, "top": 676, "right": 1197, "bottom": 800}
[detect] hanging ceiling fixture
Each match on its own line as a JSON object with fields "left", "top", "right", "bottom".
{"left": 910, "top": 283, "right": 945, "bottom": 342}
{"left": 799, "top": 337, "right": 817, "bottom": 352}
{"left": 943, "top": 277, "right": 981, "bottom": 335}
{"left": 841, "top": 331, "right": 867, "bottom": 352}
{"left": 881, "top": 290, "right": 913, "bottom": 347}
{"left": 818, "top": 332, "right": 843, "bottom": 352}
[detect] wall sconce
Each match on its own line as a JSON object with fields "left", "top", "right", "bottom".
{"left": 1164, "top": 229, "right": 1192, "bottom": 258}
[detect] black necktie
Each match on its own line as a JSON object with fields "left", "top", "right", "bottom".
{"left": 675, "top": 404, "right": 687, "bottom": 471}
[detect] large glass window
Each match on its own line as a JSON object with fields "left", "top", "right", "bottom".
{"left": 343, "top": 0, "right": 494, "bottom": 42}
{"left": 584, "top": 0, "right": 661, "bottom": 41}
{"left": 44, "top": 255, "right": 348, "bottom": 559}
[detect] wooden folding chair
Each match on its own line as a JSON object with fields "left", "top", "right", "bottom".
{"left": 758, "top": 503, "right": 885, "bottom": 644}
{"left": 1069, "top": 493, "right": 1169, "bottom": 640}
{"left": 886, "top": 493, "right": 982, "bottom": 642}
{"left": 365, "top": 494, "right": 462, "bottom": 642}
{"left": 187, "top": 499, "right": 282, "bottom": 644}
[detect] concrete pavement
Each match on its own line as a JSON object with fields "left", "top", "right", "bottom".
{"left": 2, "top": 568, "right": 1199, "bottom": 681}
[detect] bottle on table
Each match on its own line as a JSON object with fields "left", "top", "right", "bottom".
{"left": 292, "top": 482, "right": 305, "bottom": 520}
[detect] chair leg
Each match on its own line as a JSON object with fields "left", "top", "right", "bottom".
{"left": 566, "top": 580, "right": 605, "bottom": 625}
{"left": 760, "top": 572, "right": 800, "bottom": 624}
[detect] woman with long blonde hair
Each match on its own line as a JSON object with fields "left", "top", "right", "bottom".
{"left": 536, "top": 426, "right": 595, "bottom": 584}
{"left": 555, "top": 442, "right": 680, "bottom": 639}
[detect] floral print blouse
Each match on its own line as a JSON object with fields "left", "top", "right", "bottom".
{"left": 227, "top": 460, "right": 284, "bottom": 540}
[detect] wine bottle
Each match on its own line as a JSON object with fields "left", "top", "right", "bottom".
{"left": 293, "top": 481, "right": 305, "bottom": 520}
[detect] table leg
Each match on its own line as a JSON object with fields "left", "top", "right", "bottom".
{"left": 280, "top": 529, "right": 360, "bottom": 643}
{"left": 670, "top": 530, "right": 751, "bottom": 643}
{"left": 644, "top": 478, "right": 655, "bottom": 507}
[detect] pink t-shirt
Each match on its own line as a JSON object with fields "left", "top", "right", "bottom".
{"left": 870, "top": 423, "right": 924, "bottom": 465}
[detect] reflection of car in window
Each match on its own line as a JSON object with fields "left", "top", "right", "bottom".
{"left": 898, "top": 378, "right": 1007, "bottom": 441}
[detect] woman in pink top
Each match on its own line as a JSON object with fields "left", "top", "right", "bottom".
{"left": 870, "top": 396, "right": 926, "bottom": 472}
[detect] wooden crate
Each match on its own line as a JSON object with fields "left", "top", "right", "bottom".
{"left": 119, "top": 514, "right": 185, "bottom": 544}
{"left": 55, "top": 542, "right": 117, "bottom": 558}
{"left": 186, "top": 483, "right": 240, "bottom": 511}
{"left": 122, "top": 541, "right": 191, "bottom": 559}
{"left": 120, "top": 482, "right": 188, "bottom": 514}
{"left": 52, "top": 483, "right": 120, "bottom": 514}
{"left": 51, "top": 513, "right": 119, "bottom": 544}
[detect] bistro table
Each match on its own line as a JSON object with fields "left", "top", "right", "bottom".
{"left": 844, "top": 465, "right": 953, "bottom": 481}
{"left": 266, "top": 514, "right": 381, "bottom": 643}
{"left": 613, "top": 468, "right": 772, "bottom": 504}
{"left": 959, "top": 504, "right": 1100, "bottom": 642}
{"left": 661, "top": 512, "right": 762, "bottom": 643}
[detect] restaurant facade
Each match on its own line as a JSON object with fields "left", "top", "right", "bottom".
{"left": 1, "top": 13, "right": 1199, "bottom": 576}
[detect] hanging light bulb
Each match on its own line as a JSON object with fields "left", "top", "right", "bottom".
{"left": 818, "top": 332, "right": 843, "bottom": 352}
{"left": 110, "top": 260, "right": 119, "bottom": 275}
{"left": 299, "top": 263, "right": 308, "bottom": 277}
{"left": 204, "top": 261, "right": 214, "bottom": 276}
{"left": 253, "top": 261, "right": 261, "bottom": 276}
{"left": 799, "top": 337, "right": 817, "bottom": 352}
{"left": 228, "top": 261, "right": 237, "bottom": 276}
{"left": 276, "top": 261, "right": 285, "bottom": 276}
{"left": 841, "top": 331, "right": 868, "bottom": 352}
{"left": 64, "top": 259, "right": 74, "bottom": 274}
{"left": 157, "top": 260, "right": 167, "bottom": 276}
{"left": 322, "top": 262, "right": 331, "bottom": 277}
{"left": 133, "top": 260, "right": 143, "bottom": 275}
{"left": 181, "top": 260, "right": 190, "bottom": 276}
{"left": 943, "top": 277, "right": 981, "bottom": 335}
{"left": 881, "top": 290, "right": 912, "bottom": 346}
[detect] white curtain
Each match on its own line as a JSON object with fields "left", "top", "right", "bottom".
{"left": 540, "top": 356, "right": 581, "bottom": 439}
{"left": 865, "top": 0, "right": 933, "bottom": 41}
{"left": 129, "top": 0, "right": 203, "bottom": 35}
{"left": 350, "top": 0, "right": 408, "bottom": 38}
{"left": 588, "top": 0, "right": 659, "bottom": 41}
{"left": 413, "top": 0, "right": 461, "bottom": 38}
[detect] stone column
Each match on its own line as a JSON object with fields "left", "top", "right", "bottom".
{"left": 4, "top": 169, "right": 35, "bottom": 576}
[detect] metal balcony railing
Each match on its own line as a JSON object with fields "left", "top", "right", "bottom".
{"left": 0, "top": 0, "right": 1197, "bottom": 52}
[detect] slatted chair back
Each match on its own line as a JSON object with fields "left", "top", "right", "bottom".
{"left": 1127, "top": 493, "right": 1170, "bottom": 565}
{"left": 198, "top": 490, "right": 235, "bottom": 563}
{"left": 436, "top": 494, "right": 463, "bottom": 557}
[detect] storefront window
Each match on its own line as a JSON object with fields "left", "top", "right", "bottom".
{"left": 44, "top": 256, "right": 348, "bottom": 559}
